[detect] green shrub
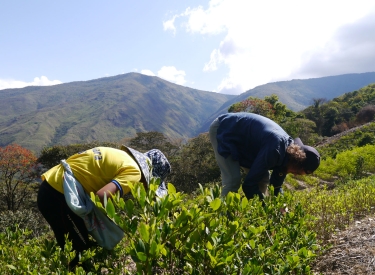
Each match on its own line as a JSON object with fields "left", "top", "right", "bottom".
{"left": 93, "top": 180, "right": 320, "bottom": 275}
{"left": 314, "top": 144, "right": 375, "bottom": 181}
{"left": 0, "top": 209, "right": 49, "bottom": 238}
{"left": 293, "top": 176, "right": 375, "bottom": 241}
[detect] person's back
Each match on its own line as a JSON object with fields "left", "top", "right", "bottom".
{"left": 42, "top": 147, "right": 141, "bottom": 195}
{"left": 38, "top": 145, "right": 171, "bottom": 269}
{"left": 216, "top": 112, "right": 292, "bottom": 168}
{"left": 209, "top": 112, "right": 319, "bottom": 199}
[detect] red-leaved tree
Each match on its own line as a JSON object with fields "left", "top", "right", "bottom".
{"left": 0, "top": 144, "right": 38, "bottom": 211}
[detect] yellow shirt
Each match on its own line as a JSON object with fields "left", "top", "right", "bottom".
{"left": 42, "top": 147, "right": 142, "bottom": 195}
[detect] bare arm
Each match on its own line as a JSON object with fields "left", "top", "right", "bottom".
{"left": 96, "top": 182, "right": 119, "bottom": 204}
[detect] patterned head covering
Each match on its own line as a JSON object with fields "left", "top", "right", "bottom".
{"left": 144, "top": 149, "right": 171, "bottom": 197}
{"left": 120, "top": 145, "right": 171, "bottom": 197}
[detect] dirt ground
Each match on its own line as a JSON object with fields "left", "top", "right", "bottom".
{"left": 312, "top": 213, "right": 375, "bottom": 274}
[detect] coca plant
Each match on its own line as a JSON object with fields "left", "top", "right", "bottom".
{"left": 93, "top": 179, "right": 319, "bottom": 275}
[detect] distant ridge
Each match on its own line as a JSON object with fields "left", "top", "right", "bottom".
{"left": 2, "top": 72, "right": 375, "bottom": 154}
{"left": 0, "top": 73, "right": 234, "bottom": 153}
{"left": 197, "top": 72, "right": 375, "bottom": 134}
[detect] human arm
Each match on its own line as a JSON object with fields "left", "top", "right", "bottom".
{"left": 242, "top": 156, "right": 271, "bottom": 200}
{"left": 242, "top": 176, "right": 266, "bottom": 200}
{"left": 242, "top": 147, "right": 280, "bottom": 200}
{"left": 96, "top": 182, "right": 120, "bottom": 204}
{"left": 269, "top": 167, "right": 286, "bottom": 196}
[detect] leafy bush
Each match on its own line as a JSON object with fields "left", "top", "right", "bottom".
{"left": 0, "top": 209, "right": 49, "bottom": 238}
{"left": 293, "top": 176, "right": 375, "bottom": 241}
{"left": 314, "top": 144, "right": 375, "bottom": 182}
{"left": 2, "top": 176, "right": 375, "bottom": 274}
{"left": 93, "top": 180, "right": 320, "bottom": 275}
{"left": 0, "top": 224, "right": 135, "bottom": 274}
{"left": 317, "top": 122, "right": 375, "bottom": 159}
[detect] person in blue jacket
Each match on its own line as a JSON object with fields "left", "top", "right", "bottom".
{"left": 209, "top": 112, "right": 320, "bottom": 199}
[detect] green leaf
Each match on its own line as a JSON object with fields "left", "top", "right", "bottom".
{"left": 210, "top": 198, "right": 221, "bottom": 211}
{"left": 137, "top": 239, "right": 146, "bottom": 252}
{"left": 137, "top": 252, "right": 147, "bottom": 262}
{"left": 139, "top": 222, "right": 150, "bottom": 243}
{"left": 187, "top": 230, "right": 200, "bottom": 246}
{"left": 207, "top": 251, "right": 217, "bottom": 265}
{"left": 105, "top": 199, "right": 116, "bottom": 219}
{"left": 225, "top": 254, "right": 234, "bottom": 263}
{"left": 241, "top": 197, "right": 248, "bottom": 209}
{"left": 249, "top": 239, "right": 256, "bottom": 249}
{"left": 149, "top": 240, "right": 158, "bottom": 256}
{"left": 139, "top": 189, "right": 147, "bottom": 208}
{"left": 168, "top": 183, "right": 176, "bottom": 194}
{"left": 6, "top": 265, "right": 16, "bottom": 270}
{"left": 125, "top": 199, "right": 134, "bottom": 216}
{"left": 206, "top": 241, "right": 213, "bottom": 250}
{"left": 228, "top": 221, "right": 239, "bottom": 233}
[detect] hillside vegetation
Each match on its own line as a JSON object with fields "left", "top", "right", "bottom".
{"left": 0, "top": 73, "right": 233, "bottom": 153}
{"left": 198, "top": 72, "right": 375, "bottom": 133}
{"left": 2, "top": 72, "right": 375, "bottom": 154}
{"left": 2, "top": 78, "right": 375, "bottom": 274}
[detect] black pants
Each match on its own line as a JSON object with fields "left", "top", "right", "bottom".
{"left": 37, "top": 180, "right": 90, "bottom": 265}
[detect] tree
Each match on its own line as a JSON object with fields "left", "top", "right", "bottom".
{"left": 356, "top": 105, "right": 375, "bottom": 124}
{"left": 264, "top": 94, "right": 289, "bottom": 123}
{"left": 228, "top": 97, "right": 275, "bottom": 118}
{"left": 0, "top": 144, "right": 38, "bottom": 211}
{"left": 169, "top": 133, "right": 220, "bottom": 193}
{"left": 125, "top": 131, "right": 180, "bottom": 158}
{"left": 38, "top": 141, "right": 120, "bottom": 170}
{"left": 228, "top": 94, "right": 295, "bottom": 124}
{"left": 303, "top": 98, "right": 327, "bottom": 136}
{"left": 281, "top": 118, "right": 320, "bottom": 145}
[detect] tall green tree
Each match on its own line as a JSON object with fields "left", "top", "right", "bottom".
{"left": 302, "top": 98, "right": 329, "bottom": 136}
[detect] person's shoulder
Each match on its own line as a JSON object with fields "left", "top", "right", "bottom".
{"left": 219, "top": 112, "right": 258, "bottom": 120}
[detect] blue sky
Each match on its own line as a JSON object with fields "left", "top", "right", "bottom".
{"left": 1, "top": 0, "right": 375, "bottom": 94}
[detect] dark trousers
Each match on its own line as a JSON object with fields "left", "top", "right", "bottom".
{"left": 37, "top": 180, "right": 90, "bottom": 265}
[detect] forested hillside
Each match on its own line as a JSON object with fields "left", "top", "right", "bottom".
{"left": 302, "top": 83, "right": 375, "bottom": 137}
{"left": 1, "top": 72, "right": 375, "bottom": 154}
{"left": 198, "top": 72, "right": 375, "bottom": 133}
{"left": 0, "top": 73, "right": 233, "bottom": 153}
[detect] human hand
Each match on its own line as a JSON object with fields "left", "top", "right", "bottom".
{"left": 280, "top": 204, "right": 288, "bottom": 215}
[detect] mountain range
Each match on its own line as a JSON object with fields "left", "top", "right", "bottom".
{"left": 1, "top": 72, "right": 375, "bottom": 154}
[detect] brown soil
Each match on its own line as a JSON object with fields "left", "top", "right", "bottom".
{"left": 310, "top": 123, "right": 375, "bottom": 274}
{"left": 312, "top": 213, "right": 375, "bottom": 274}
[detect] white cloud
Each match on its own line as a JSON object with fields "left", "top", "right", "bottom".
{"left": 0, "top": 76, "right": 62, "bottom": 90}
{"left": 140, "top": 69, "right": 156, "bottom": 76}
{"left": 163, "top": 15, "right": 178, "bottom": 35}
{"left": 203, "top": 48, "right": 223, "bottom": 71}
{"left": 157, "top": 66, "right": 186, "bottom": 85}
{"left": 294, "top": 9, "right": 375, "bottom": 78}
{"left": 139, "top": 67, "right": 187, "bottom": 85}
{"left": 166, "top": 0, "right": 375, "bottom": 94}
